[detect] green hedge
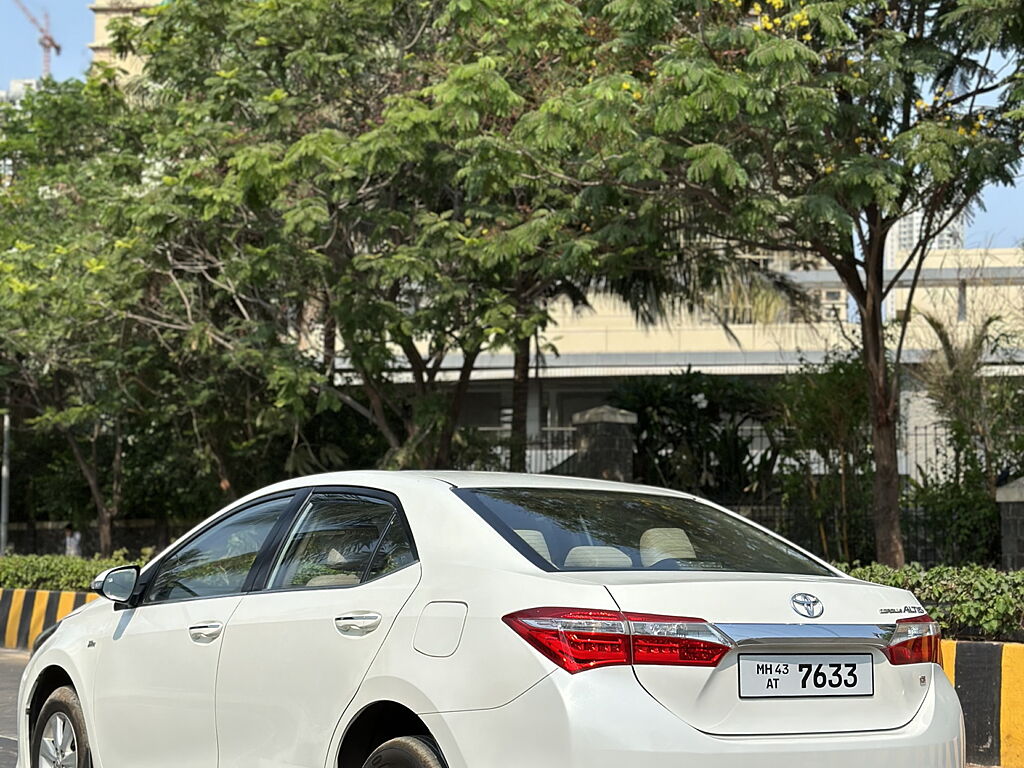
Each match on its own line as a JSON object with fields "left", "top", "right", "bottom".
{"left": 0, "top": 553, "right": 146, "bottom": 593}
{"left": 842, "top": 563, "right": 1024, "bottom": 642}
{"left": 3, "top": 556, "right": 1020, "bottom": 641}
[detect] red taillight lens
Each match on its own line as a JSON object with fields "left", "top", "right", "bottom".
{"left": 503, "top": 608, "right": 629, "bottom": 673}
{"left": 503, "top": 608, "right": 734, "bottom": 674}
{"left": 884, "top": 615, "right": 942, "bottom": 666}
{"left": 627, "top": 613, "right": 734, "bottom": 667}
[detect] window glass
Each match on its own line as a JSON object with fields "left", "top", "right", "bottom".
{"left": 145, "top": 496, "right": 291, "bottom": 603}
{"left": 269, "top": 493, "right": 414, "bottom": 590}
{"left": 364, "top": 519, "right": 416, "bottom": 582}
{"left": 458, "top": 488, "right": 833, "bottom": 577}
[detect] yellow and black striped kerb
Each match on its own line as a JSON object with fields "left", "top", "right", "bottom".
{"left": 941, "top": 639, "right": 1024, "bottom": 768}
{"left": 0, "top": 589, "right": 99, "bottom": 651}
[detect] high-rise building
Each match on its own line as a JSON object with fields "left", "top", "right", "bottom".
{"left": 89, "top": 0, "right": 161, "bottom": 75}
{"left": 0, "top": 79, "right": 36, "bottom": 103}
{"left": 1, "top": 80, "right": 36, "bottom": 182}
{"left": 886, "top": 208, "right": 966, "bottom": 261}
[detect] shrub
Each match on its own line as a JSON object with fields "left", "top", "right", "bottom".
{"left": 842, "top": 563, "right": 1024, "bottom": 642}
{"left": 0, "top": 552, "right": 146, "bottom": 593}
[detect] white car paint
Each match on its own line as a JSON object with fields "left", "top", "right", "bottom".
{"left": 17, "top": 471, "right": 965, "bottom": 768}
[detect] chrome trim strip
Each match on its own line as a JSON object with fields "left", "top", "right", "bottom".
{"left": 716, "top": 623, "right": 897, "bottom": 648}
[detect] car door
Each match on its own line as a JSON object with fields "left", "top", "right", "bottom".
{"left": 215, "top": 488, "right": 421, "bottom": 768}
{"left": 91, "top": 493, "right": 296, "bottom": 768}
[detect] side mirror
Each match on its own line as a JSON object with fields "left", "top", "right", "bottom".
{"left": 91, "top": 565, "right": 140, "bottom": 605}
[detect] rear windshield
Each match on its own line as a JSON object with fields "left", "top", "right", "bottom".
{"left": 456, "top": 487, "right": 833, "bottom": 577}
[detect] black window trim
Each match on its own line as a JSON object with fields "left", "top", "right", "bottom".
{"left": 250, "top": 484, "right": 420, "bottom": 594}
{"left": 453, "top": 487, "right": 558, "bottom": 573}
{"left": 135, "top": 490, "right": 307, "bottom": 607}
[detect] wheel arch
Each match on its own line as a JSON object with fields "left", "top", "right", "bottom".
{"left": 336, "top": 700, "right": 445, "bottom": 768}
{"left": 27, "top": 664, "right": 76, "bottom": 739}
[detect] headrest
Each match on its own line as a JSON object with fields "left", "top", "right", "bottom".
{"left": 515, "top": 529, "right": 553, "bottom": 563}
{"left": 639, "top": 528, "right": 696, "bottom": 566}
{"left": 563, "top": 545, "right": 633, "bottom": 569}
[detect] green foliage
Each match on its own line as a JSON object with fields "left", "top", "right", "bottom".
{"left": 913, "top": 315, "right": 1024, "bottom": 489}
{"left": 905, "top": 316, "right": 1024, "bottom": 565}
{"left": 773, "top": 352, "right": 875, "bottom": 562}
{"left": 503, "top": 0, "right": 1024, "bottom": 565}
{"left": 907, "top": 473, "right": 1000, "bottom": 566}
{"left": 611, "top": 369, "right": 777, "bottom": 501}
{"left": 0, "top": 553, "right": 146, "bottom": 593}
{"left": 2, "top": 0, "right": 1022, "bottom": 562}
{"left": 843, "top": 563, "right": 1024, "bottom": 642}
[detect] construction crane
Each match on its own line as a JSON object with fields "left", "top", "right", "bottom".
{"left": 10, "top": 0, "right": 61, "bottom": 78}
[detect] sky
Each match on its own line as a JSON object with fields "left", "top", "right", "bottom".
{"left": 1, "top": 1, "right": 1022, "bottom": 249}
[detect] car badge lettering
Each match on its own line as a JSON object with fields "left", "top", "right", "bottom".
{"left": 879, "top": 606, "right": 926, "bottom": 615}
{"left": 791, "top": 593, "right": 824, "bottom": 619}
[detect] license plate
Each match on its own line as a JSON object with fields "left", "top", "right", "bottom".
{"left": 738, "top": 654, "right": 874, "bottom": 698}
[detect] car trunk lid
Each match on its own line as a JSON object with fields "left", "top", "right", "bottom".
{"left": 596, "top": 573, "right": 935, "bottom": 736}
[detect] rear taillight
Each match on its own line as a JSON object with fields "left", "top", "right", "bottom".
{"left": 503, "top": 607, "right": 734, "bottom": 674}
{"left": 627, "top": 613, "right": 734, "bottom": 667}
{"left": 884, "top": 615, "right": 942, "bottom": 665}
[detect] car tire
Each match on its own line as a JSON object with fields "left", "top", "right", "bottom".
{"left": 31, "top": 685, "right": 92, "bottom": 768}
{"left": 362, "top": 736, "right": 446, "bottom": 768}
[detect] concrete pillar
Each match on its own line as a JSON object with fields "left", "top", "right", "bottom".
{"left": 996, "top": 478, "right": 1024, "bottom": 570}
{"left": 571, "top": 405, "right": 638, "bottom": 483}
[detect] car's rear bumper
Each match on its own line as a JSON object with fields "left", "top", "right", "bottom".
{"left": 424, "top": 665, "right": 964, "bottom": 768}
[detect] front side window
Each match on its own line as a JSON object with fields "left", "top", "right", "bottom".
{"left": 458, "top": 488, "right": 833, "bottom": 577}
{"left": 145, "top": 496, "right": 292, "bottom": 603}
{"left": 269, "top": 492, "right": 415, "bottom": 590}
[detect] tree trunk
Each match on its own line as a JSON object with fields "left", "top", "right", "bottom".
{"left": 509, "top": 334, "right": 531, "bottom": 473}
{"left": 322, "top": 304, "right": 336, "bottom": 380}
{"left": 433, "top": 350, "right": 480, "bottom": 468}
{"left": 868, "top": 400, "right": 904, "bottom": 566}
{"left": 97, "top": 505, "right": 114, "bottom": 559}
{"left": 63, "top": 430, "right": 114, "bottom": 557}
{"left": 861, "top": 295, "right": 906, "bottom": 567}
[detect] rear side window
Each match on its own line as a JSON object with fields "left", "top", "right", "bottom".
{"left": 268, "top": 492, "right": 416, "bottom": 590}
{"left": 457, "top": 488, "right": 833, "bottom": 577}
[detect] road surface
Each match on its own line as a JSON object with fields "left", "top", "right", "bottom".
{"left": 0, "top": 650, "right": 26, "bottom": 768}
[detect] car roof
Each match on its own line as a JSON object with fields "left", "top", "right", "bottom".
{"left": 240, "top": 470, "right": 696, "bottom": 499}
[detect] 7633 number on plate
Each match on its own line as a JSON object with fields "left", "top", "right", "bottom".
{"left": 738, "top": 654, "right": 874, "bottom": 698}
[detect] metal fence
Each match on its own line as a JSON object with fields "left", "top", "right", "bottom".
{"left": 458, "top": 428, "right": 579, "bottom": 475}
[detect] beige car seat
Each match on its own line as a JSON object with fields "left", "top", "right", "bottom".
{"left": 639, "top": 528, "right": 696, "bottom": 566}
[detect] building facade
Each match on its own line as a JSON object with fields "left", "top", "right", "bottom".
{"left": 457, "top": 247, "right": 1024, "bottom": 473}
{"left": 89, "top": 0, "right": 161, "bottom": 74}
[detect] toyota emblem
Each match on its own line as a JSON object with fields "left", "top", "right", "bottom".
{"left": 791, "top": 593, "right": 824, "bottom": 619}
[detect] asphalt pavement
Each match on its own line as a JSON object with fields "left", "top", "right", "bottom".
{"left": 0, "top": 650, "right": 25, "bottom": 768}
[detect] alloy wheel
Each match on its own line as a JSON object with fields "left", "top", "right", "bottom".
{"left": 38, "top": 711, "right": 77, "bottom": 768}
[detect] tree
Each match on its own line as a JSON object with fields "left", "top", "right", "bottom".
{"left": 414, "top": 0, "right": 795, "bottom": 467}
{"left": 0, "top": 77, "right": 330, "bottom": 552}
{"left": 915, "top": 314, "right": 1023, "bottom": 492}
{"left": 775, "top": 353, "right": 874, "bottom": 562}
{"left": 503, "top": 0, "right": 1024, "bottom": 565}
{"left": 0, "top": 78, "right": 157, "bottom": 555}
{"left": 112, "top": 0, "right": 577, "bottom": 469}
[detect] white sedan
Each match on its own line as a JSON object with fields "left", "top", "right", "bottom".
{"left": 19, "top": 471, "right": 964, "bottom": 768}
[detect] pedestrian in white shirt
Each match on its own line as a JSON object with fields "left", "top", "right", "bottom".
{"left": 64, "top": 524, "right": 82, "bottom": 558}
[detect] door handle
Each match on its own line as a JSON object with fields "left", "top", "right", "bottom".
{"left": 188, "top": 622, "right": 224, "bottom": 643}
{"left": 335, "top": 612, "right": 382, "bottom": 636}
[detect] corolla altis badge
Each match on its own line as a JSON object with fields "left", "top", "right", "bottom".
{"left": 879, "top": 605, "right": 927, "bottom": 616}
{"left": 791, "top": 593, "right": 824, "bottom": 619}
